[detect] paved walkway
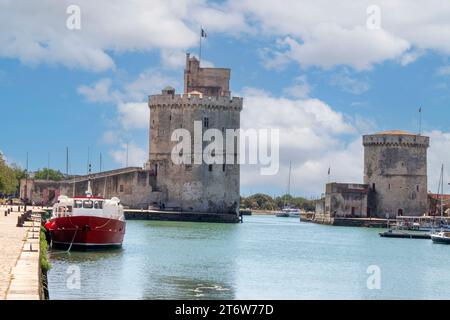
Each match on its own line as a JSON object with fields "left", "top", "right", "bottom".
{"left": 0, "top": 206, "right": 41, "bottom": 300}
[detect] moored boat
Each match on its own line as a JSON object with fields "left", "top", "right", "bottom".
{"left": 431, "top": 231, "right": 450, "bottom": 244}
{"left": 430, "top": 164, "right": 450, "bottom": 245}
{"left": 44, "top": 179, "right": 125, "bottom": 250}
{"left": 276, "top": 207, "right": 301, "bottom": 218}
{"left": 276, "top": 161, "right": 301, "bottom": 218}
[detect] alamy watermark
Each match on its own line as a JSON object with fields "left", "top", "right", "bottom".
{"left": 66, "top": 265, "right": 81, "bottom": 290}
{"left": 171, "top": 121, "right": 279, "bottom": 175}
{"left": 366, "top": 265, "right": 381, "bottom": 290}
{"left": 66, "top": 4, "right": 81, "bottom": 30}
{"left": 366, "top": 5, "right": 381, "bottom": 30}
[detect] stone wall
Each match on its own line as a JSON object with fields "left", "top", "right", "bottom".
{"left": 20, "top": 179, "right": 64, "bottom": 205}
{"left": 363, "top": 132, "right": 429, "bottom": 217}
{"left": 316, "top": 183, "right": 369, "bottom": 219}
{"left": 147, "top": 90, "right": 242, "bottom": 214}
{"left": 20, "top": 54, "right": 243, "bottom": 218}
{"left": 184, "top": 53, "right": 230, "bottom": 97}
{"left": 145, "top": 54, "right": 243, "bottom": 215}
{"left": 20, "top": 167, "right": 155, "bottom": 209}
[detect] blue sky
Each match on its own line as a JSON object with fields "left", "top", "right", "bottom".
{"left": 1, "top": 0, "right": 450, "bottom": 197}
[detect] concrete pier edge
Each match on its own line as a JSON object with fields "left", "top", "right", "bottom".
{"left": 3, "top": 207, "right": 43, "bottom": 300}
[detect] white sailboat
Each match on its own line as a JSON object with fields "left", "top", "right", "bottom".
{"left": 276, "top": 161, "right": 301, "bottom": 218}
{"left": 431, "top": 164, "right": 450, "bottom": 243}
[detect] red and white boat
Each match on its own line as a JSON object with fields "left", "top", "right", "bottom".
{"left": 44, "top": 181, "right": 126, "bottom": 250}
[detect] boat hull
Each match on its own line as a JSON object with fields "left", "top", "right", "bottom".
{"left": 276, "top": 213, "right": 300, "bottom": 218}
{"left": 431, "top": 234, "right": 450, "bottom": 244}
{"left": 46, "top": 215, "right": 125, "bottom": 250}
{"left": 276, "top": 213, "right": 290, "bottom": 217}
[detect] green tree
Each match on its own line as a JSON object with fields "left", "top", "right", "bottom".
{"left": 241, "top": 193, "right": 316, "bottom": 211}
{"left": 241, "top": 193, "right": 277, "bottom": 210}
{"left": 34, "top": 168, "right": 65, "bottom": 181}
{"left": 0, "top": 153, "right": 19, "bottom": 194}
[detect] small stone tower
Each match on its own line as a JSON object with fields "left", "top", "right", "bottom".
{"left": 363, "top": 130, "right": 430, "bottom": 218}
{"left": 147, "top": 54, "right": 243, "bottom": 215}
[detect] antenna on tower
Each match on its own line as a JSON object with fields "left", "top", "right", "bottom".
{"left": 418, "top": 106, "right": 422, "bottom": 135}
{"left": 66, "top": 147, "right": 69, "bottom": 176}
{"left": 47, "top": 152, "right": 50, "bottom": 180}
{"left": 199, "top": 26, "right": 207, "bottom": 65}
{"left": 126, "top": 142, "right": 129, "bottom": 168}
{"left": 87, "top": 147, "right": 90, "bottom": 174}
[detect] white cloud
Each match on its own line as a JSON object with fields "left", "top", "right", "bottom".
{"left": 160, "top": 49, "right": 187, "bottom": 69}
{"left": 283, "top": 76, "right": 311, "bottom": 98}
{"left": 78, "top": 70, "right": 179, "bottom": 105}
{"left": 5, "top": 1, "right": 450, "bottom": 72}
{"left": 329, "top": 71, "right": 370, "bottom": 95}
{"left": 399, "top": 50, "right": 423, "bottom": 66}
{"left": 109, "top": 142, "right": 147, "bottom": 168}
{"left": 123, "top": 70, "right": 179, "bottom": 101}
{"left": 231, "top": 0, "right": 450, "bottom": 70}
{"left": 100, "top": 130, "right": 119, "bottom": 145}
{"left": 426, "top": 130, "right": 450, "bottom": 194}
{"left": 0, "top": 0, "right": 246, "bottom": 71}
{"left": 77, "top": 69, "right": 175, "bottom": 166}
{"left": 239, "top": 89, "right": 450, "bottom": 196}
{"left": 117, "top": 102, "right": 149, "bottom": 130}
{"left": 190, "top": 3, "right": 249, "bottom": 35}
{"left": 273, "top": 27, "right": 409, "bottom": 70}
{"left": 78, "top": 69, "right": 178, "bottom": 130}
{"left": 240, "top": 88, "right": 363, "bottom": 194}
{"left": 436, "top": 65, "right": 450, "bottom": 76}
{"left": 77, "top": 78, "right": 116, "bottom": 103}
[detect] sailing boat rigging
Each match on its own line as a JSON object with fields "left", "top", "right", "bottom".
{"left": 431, "top": 164, "right": 450, "bottom": 243}
{"left": 276, "top": 161, "right": 301, "bottom": 218}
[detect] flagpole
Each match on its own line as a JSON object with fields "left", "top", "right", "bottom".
{"left": 328, "top": 166, "right": 331, "bottom": 184}
{"left": 199, "top": 25, "right": 202, "bottom": 65}
{"left": 419, "top": 107, "right": 422, "bottom": 136}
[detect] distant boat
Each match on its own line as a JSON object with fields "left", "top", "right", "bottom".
{"left": 276, "top": 207, "right": 301, "bottom": 218}
{"left": 276, "top": 161, "right": 301, "bottom": 218}
{"left": 431, "top": 164, "right": 450, "bottom": 244}
{"left": 431, "top": 231, "right": 450, "bottom": 244}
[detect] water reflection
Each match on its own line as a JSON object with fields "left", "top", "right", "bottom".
{"left": 142, "top": 276, "right": 234, "bottom": 300}
{"left": 49, "top": 219, "right": 239, "bottom": 299}
{"left": 48, "top": 216, "right": 450, "bottom": 299}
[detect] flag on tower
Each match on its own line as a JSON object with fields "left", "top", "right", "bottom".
{"left": 201, "top": 28, "right": 207, "bottom": 38}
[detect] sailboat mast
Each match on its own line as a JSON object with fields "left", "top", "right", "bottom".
{"left": 284, "top": 161, "right": 292, "bottom": 208}
{"left": 288, "top": 161, "right": 291, "bottom": 196}
{"left": 441, "top": 164, "right": 444, "bottom": 219}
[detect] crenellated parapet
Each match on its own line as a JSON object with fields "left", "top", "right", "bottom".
{"left": 363, "top": 133, "right": 429, "bottom": 148}
{"left": 145, "top": 55, "right": 242, "bottom": 216}
{"left": 149, "top": 93, "right": 243, "bottom": 111}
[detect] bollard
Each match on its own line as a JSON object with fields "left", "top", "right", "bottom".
{"left": 16, "top": 215, "right": 23, "bottom": 227}
{"left": 4, "top": 210, "right": 6, "bottom": 217}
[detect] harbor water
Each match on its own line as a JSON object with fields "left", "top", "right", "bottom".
{"left": 48, "top": 215, "right": 450, "bottom": 299}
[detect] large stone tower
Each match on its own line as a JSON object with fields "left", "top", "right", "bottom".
{"left": 146, "top": 53, "right": 243, "bottom": 215}
{"left": 363, "top": 130, "right": 429, "bottom": 218}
